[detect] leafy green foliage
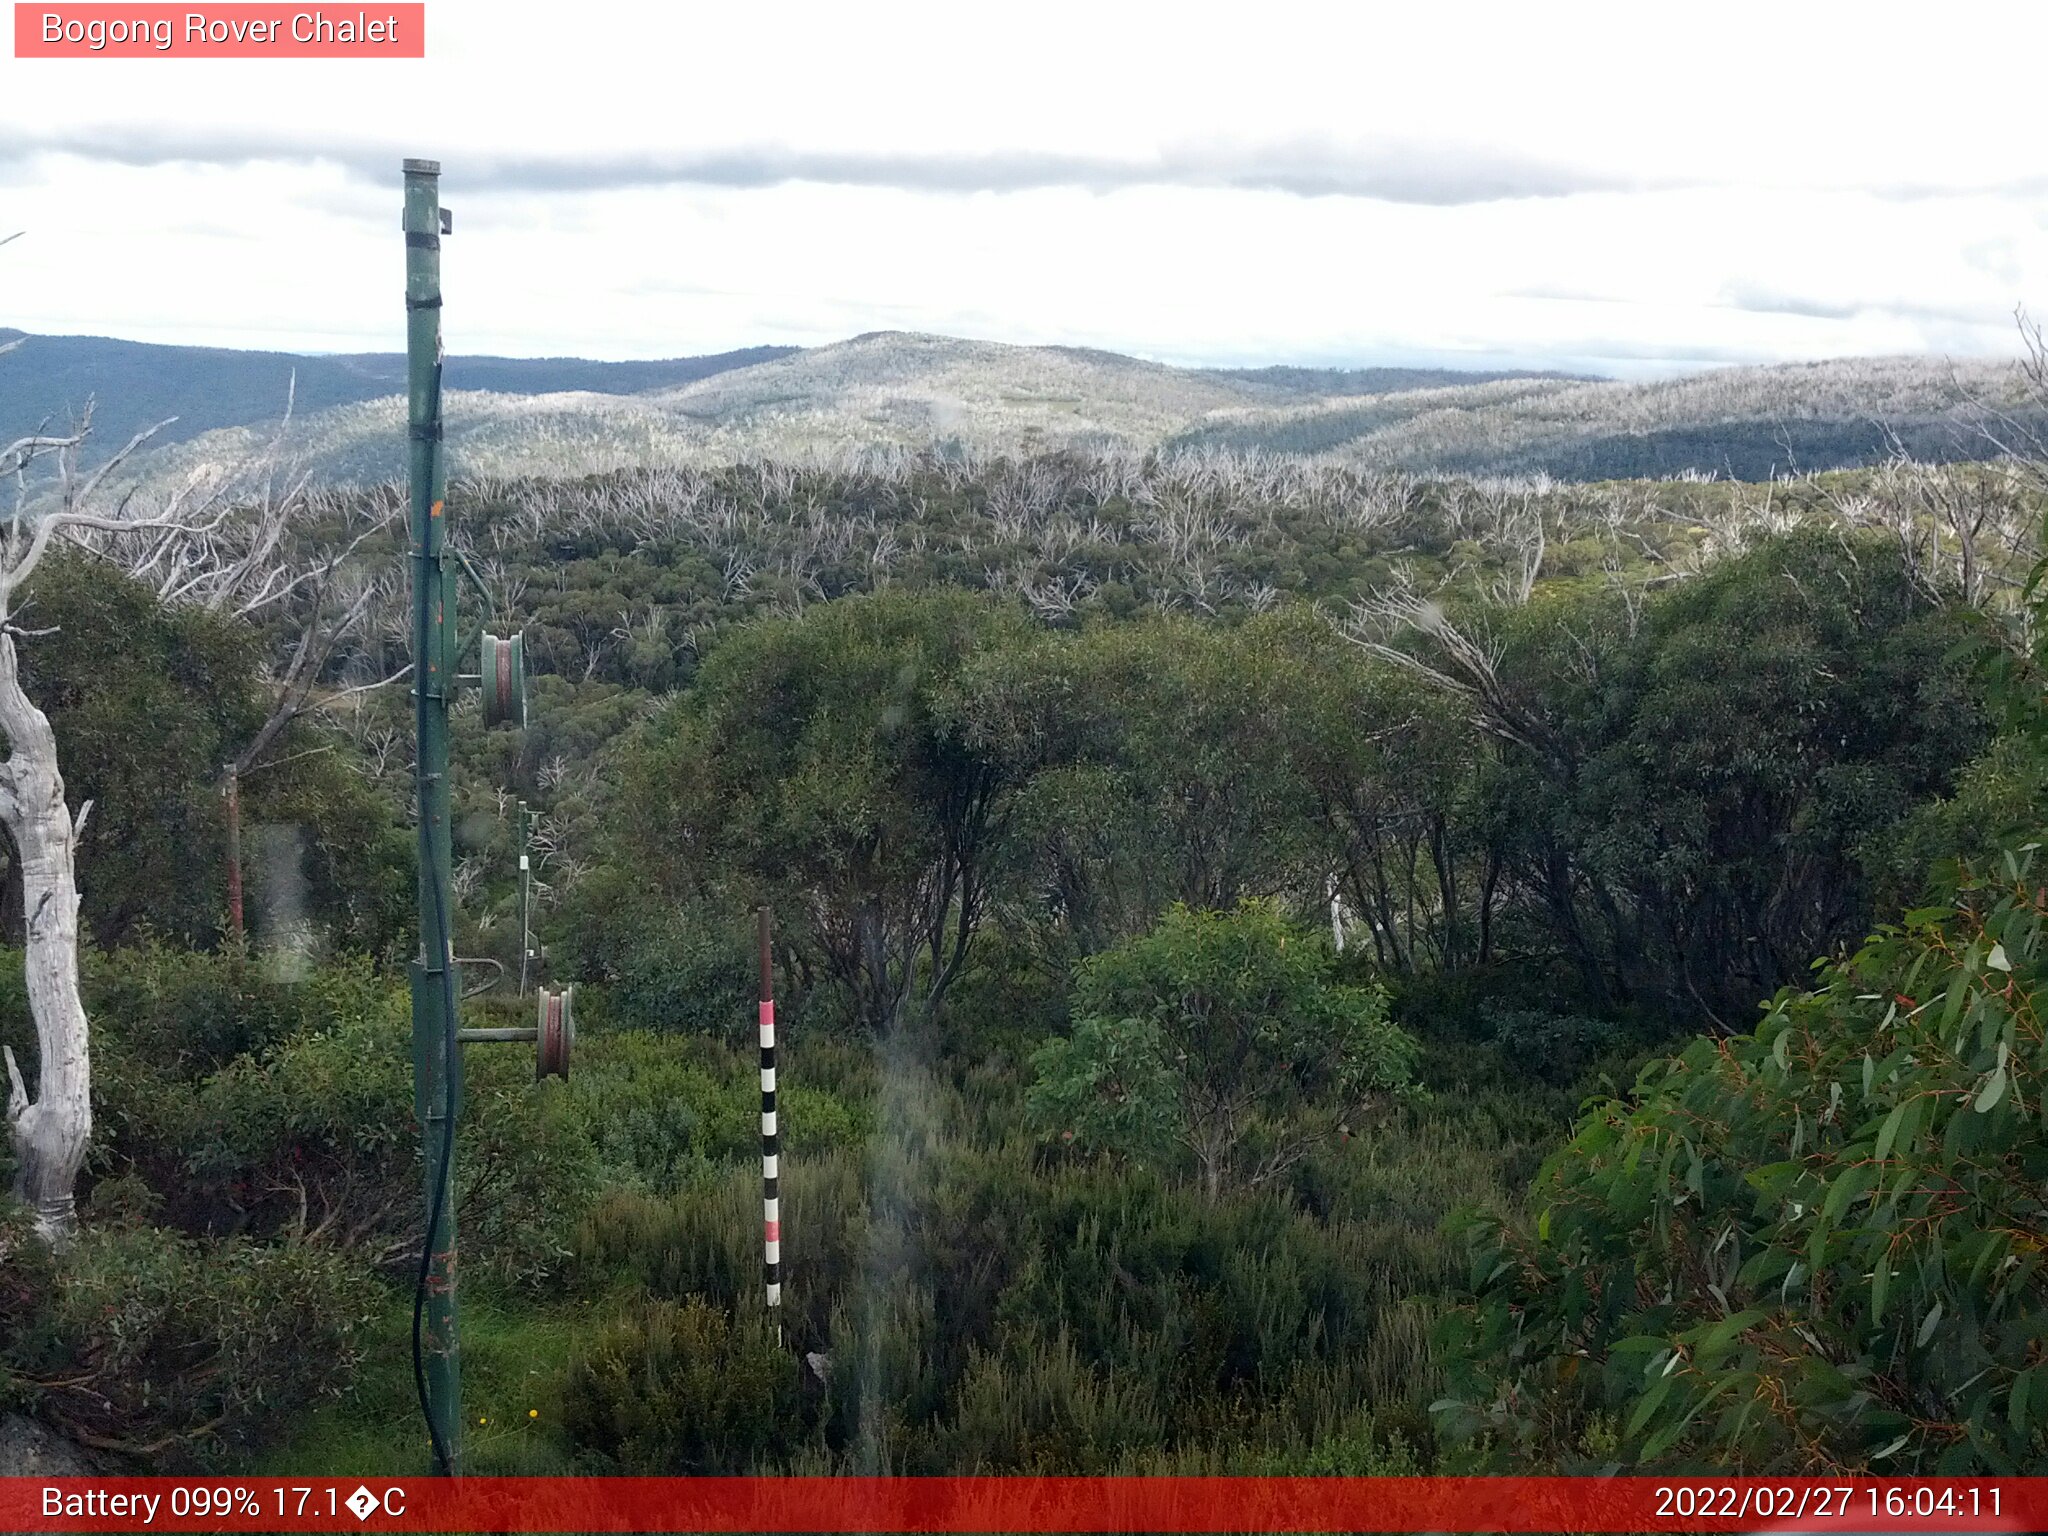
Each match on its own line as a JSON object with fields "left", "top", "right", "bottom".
{"left": 0, "top": 438, "right": 2032, "bottom": 1479}
{"left": 0, "top": 1209, "right": 376, "bottom": 1464}
{"left": 609, "top": 589, "right": 1041, "bottom": 1030}
{"left": 1438, "top": 848, "right": 2048, "bottom": 1472}
{"left": 566, "top": 1028, "right": 872, "bottom": 1195}
{"left": 970, "top": 611, "right": 1362, "bottom": 946}
{"left": 564, "top": 1098, "right": 1511, "bottom": 1475}
{"left": 1482, "top": 1008, "right": 1628, "bottom": 1088}
{"left": 1467, "top": 528, "right": 1990, "bottom": 1020}
{"left": 0, "top": 553, "right": 412, "bottom": 956}
{"left": 1030, "top": 903, "right": 1415, "bottom": 1200}
{"left": 9, "top": 553, "right": 260, "bottom": 947}
{"left": 561, "top": 1297, "right": 803, "bottom": 1472}
{"left": 560, "top": 884, "right": 755, "bottom": 1042}
{"left": 3, "top": 949, "right": 599, "bottom": 1290}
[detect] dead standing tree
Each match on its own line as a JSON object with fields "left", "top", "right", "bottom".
{"left": 0, "top": 412, "right": 217, "bottom": 1241}
{"left": 103, "top": 463, "right": 406, "bottom": 934}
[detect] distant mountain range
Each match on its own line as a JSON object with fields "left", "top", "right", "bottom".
{"left": 0, "top": 328, "right": 797, "bottom": 454}
{"left": 3, "top": 327, "right": 2036, "bottom": 488}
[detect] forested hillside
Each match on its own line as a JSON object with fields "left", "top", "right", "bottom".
{"left": 2, "top": 436, "right": 2046, "bottom": 1477}
{"left": 0, "top": 329, "right": 796, "bottom": 454}
{"left": 100, "top": 333, "right": 2048, "bottom": 493}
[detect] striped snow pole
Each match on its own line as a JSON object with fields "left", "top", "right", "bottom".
{"left": 757, "top": 905, "right": 781, "bottom": 1322}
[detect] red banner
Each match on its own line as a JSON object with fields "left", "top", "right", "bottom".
{"left": 13, "top": 4, "right": 424, "bottom": 57}
{"left": 3, "top": 1477, "right": 2045, "bottom": 1533}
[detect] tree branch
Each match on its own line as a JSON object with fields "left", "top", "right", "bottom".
{"left": 3, "top": 1042, "right": 27, "bottom": 1120}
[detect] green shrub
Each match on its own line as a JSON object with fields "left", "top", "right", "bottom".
{"left": 0, "top": 1219, "right": 376, "bottom": 1465}
{"left": 1437, "top": 843, "right": 2048, "bottom": 1473}
{"left": 1029, "top": 902, "right": 1415, "bottom": 1201}
{"left": 568, "top": 1029, "right": 872, "bottom": 1194}
{"left": 560, "top": 1297, "right": 805, "bottom": 1471}
{"left": 77, "top": 953, "right": 596, "bottom": 1291}
{"left": 0, "top": 945, "right": 388, "bottom": 1095}
{"left": 575, "top": 1152, "right": 869, "bottom": 1350}
{"left": 567, "top": 893, "right": 757, "bottom": 1042}
{"left": 941, "top": 1333, "right": 1166, "bottom": 1471}
{"left": 1482, "top": 1007, "right": 1626, "bottom": 1087}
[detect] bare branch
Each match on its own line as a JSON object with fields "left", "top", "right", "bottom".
{"left": 2, "top": 1043, "right": 26, "bottom": 1120}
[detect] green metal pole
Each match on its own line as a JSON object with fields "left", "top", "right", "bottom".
{"left": 404, "top": 155, "right": 462, "bottom": 1476}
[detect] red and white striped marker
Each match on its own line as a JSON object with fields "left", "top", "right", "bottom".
{"left": 757, "top": 906, "right": 781, "bottom": 1319}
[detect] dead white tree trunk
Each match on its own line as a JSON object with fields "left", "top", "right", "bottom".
{"left": 0, "top": 415, "right": 203, "bottom": 1243}
{"left": 0, "top": 622, "right": 91, "bottom": 1240}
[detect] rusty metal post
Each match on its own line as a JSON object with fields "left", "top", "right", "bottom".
{"left": 223, "top": 762, "right": 243, "bottom": 939}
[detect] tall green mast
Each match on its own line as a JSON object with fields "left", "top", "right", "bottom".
{"left": 404, "top": 155, "right": 462, "bottom": 1476}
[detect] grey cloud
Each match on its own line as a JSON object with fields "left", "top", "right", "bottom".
{"left": 1717, "top": 283, "right": 2023, "bottom": 330}
{"left": 1716, "top": 284, "right": 1868, "bottom": 322}
{"left": 3, "top": 126, "right": 1666, "bottom": 205}
{"left": 1866, "top": 175, "right": 2048, "bottom": 202}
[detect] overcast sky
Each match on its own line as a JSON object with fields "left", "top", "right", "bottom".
{"left": 3, "top": 0, "right": 2045, "bottom": 376}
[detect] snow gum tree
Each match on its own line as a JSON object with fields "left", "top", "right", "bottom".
{"left": 0, "top": 410, "right": 208, "bottom": 1242}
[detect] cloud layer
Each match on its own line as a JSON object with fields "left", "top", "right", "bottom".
{"left": 4, "top": 0, "right": 2046, "bottom": 371}
{"left": 6, "top": 127, "right": 1666, "bottom": 205}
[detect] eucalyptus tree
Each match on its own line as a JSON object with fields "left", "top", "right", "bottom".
{"left": 1349, "top": 529, "right": 1991, "bottom": 1024}
{"left": 1029, "top": 901, "right": 1415, "bottom": 1201}
{"left": 610, "top": 588, "right": 1043, "bottom": 1032}
{"left": 0, "top": 415, "right": 201, "bottom": 1240}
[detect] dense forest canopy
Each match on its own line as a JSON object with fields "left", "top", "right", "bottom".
{"left": 2, "top": 434, "right": 2046, "bottom": 1476}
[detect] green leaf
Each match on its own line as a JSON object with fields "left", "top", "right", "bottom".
{"left": 1914, "top": 1299, "right": 1943, "bottom": 1348}
{"left": 1822, "top": 1161, "right": 1877, "bottom": 1221}
{"left": 1974, "top": 1066, "right": 2009, "bottom": 1113}
{"left": 1639, "top": 1377, "right": 1735, "bottom": 1462}
{"left": 1626, "top": 1370, "right": 1677, "bottom": 1437}
{"left": 1873, "top": 1100, "right": 1908, "bottom": 1164}
{"left": 1698, "top": 1309, "right": 1769, "bottom": 1356}
{"left": 2011, "top": 1365, "right": 2036, "bottom": 1435}
{"left": 1871, "top": 1247, "right": 1893, "bottom": 1323}
{"left": 1941, "top": 967, "right": 1971, "bottom": 1031}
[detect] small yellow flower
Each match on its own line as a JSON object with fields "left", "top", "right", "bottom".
{"left": 479, "top": 1417, "right": 488, "bottom": 1426}
{"left": 529, "top": 1409, "right": 539, "bottom": 1419}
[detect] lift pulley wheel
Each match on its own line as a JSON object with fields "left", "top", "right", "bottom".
{"left": 537, "top": 986, "right": 573, "bottom": 1081}
{"left": 481, "top": 632, "right": 527, "bottom": 729}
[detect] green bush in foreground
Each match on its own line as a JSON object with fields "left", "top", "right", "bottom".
{"left": 560, "top": 1297, "right": 802, "bottom": 1472}
{"left": 1438, "top": 843, "right": 2048, "bottom": 1473}
{"left": 0, "top": 1212, "right": 376, "bottom": 1464}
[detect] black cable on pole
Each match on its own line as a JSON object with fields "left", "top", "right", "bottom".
{"left": 410, "top": 355, "right": 458, "bottom": 1478}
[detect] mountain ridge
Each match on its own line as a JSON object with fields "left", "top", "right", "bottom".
{"left": 0, "top": 328, "right": 798, "bottom": 455}
{"left": 7, "top": 327, "right": 2036, "bottom": 489}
